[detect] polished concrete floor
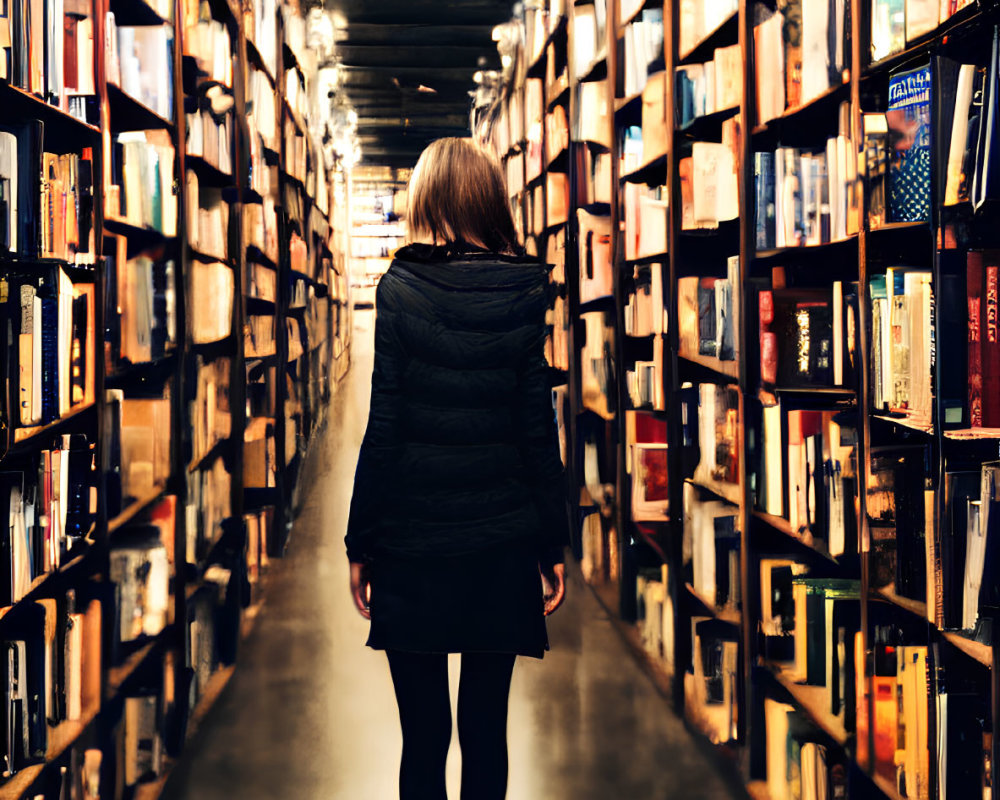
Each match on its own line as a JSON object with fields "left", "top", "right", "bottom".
{"left": 163, "top": 310, "right": 742, "bottom": 800}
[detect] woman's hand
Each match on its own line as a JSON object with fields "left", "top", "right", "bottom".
{"left": 540, "top": 563, "right": 566, "bottom": 616}
{"left": 350, "top": 562, "right": 371, "bottom": 620}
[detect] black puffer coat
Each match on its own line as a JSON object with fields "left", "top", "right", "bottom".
{"left": 345, "top": 243, "right": 571, "bottom": 568}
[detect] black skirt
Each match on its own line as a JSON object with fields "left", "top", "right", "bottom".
{"left": 365, "top": 539, "right": 550, "bottom": 659}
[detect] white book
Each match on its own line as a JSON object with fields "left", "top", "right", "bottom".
{"left": 0, "top": 132, "right": 18, "bottom": 252}
{"left": 832, "top": 280, "right": 844, "bottom": 387}
{"left": 58, "top": 268, "right": 73, "bottom": 416}
{"left": 763, "top": 403, "right": 783, "bottom": 516}
{"left": 801, "top": 0, "right": 832, "bottom": 104}
{"left": 905, "top": 0, "right": 940, "bottom": 43}
{"left": 944, "top": 64, "right": 976, "bottom": 206}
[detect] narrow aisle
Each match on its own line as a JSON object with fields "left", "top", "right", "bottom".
{"left": 164, "top": 311, "right": 741, "bottom": 800}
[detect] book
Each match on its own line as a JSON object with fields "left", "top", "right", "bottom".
{"left": 577, "top": 209, "right": 613, "bottom": 305}
{"left": 692, "top": 383, "right": 740, "bottom": 497}
{"left": 109, "top": 19, "right": 174, "bottom": 122}
{"left": 108, "top": 131, "right": 178, "bottom": 235}
{"left": 622, "top": 9, "right": 663, "bottom": 98}
{"left": 871, "top": 0, "right": 905, "bottom": 62}
{"left": 887, "top": 64, "right": 932, "bottom": 223}
{"left": 869, "top": 268, "right": 935, "bottom": 428}
{"left": 758, "top": 287, "right": 835, "bottom": 389}
{"left": 187, "top": 261, "right": 234, "bottom": 345}
{"left": 683, "top": 481, "right": 740, "bottom": 610}
{"left": 109, "top": 530, "right": 169, "bottom": 644}
{"left": 686, "top": 618, "right": 738, "bottom": 745}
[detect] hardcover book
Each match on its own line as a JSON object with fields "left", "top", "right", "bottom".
{"left": 888, "top": 64, "right": 932, "bottom": 223}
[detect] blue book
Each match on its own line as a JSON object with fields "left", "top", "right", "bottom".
{"left": 755, "top": 151, "right": 775, "bottom": 251}
{"left": 39, "top": 293, "right": 57, "bottom": 424}
{"left": 888, "top": 65, "right": 932, "bottom": 223}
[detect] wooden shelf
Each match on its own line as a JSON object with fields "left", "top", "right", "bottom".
{"left": 634, "top": 525, "right": 669, "bottom": 563}
{"left": 684, "top": 477, "right": 741, "bottom": 508}
{"left": 624, "top": 251, "right": 669, "bottom": 265}
{"left": 620, "top": 153, "right": 667, "bottom": 185}
{"left": 685, "top": 583, "right": 741, "bottom": 625}
{"left": 11, "top": 402, "right": 97, "bottom": 451}
{"left": 678, "top": 350, "right": 740, "bottom": 381}
{"left": 943, "top": 427, "right": 1000, "bottom": 440}
{"left": 620, "top": 0, "right": 661, "bottom": 28}
{"left": 547, "top": 72, "right": 570, "bottom": 109}
{"left": 862, "top": 5, "right": 981, "bottom": 79}
{"left": 108, "top": 83, "right": 174, "bottom": 132}
{"left": 614, "top": 91, "right": 642, "bottom": 115}
{"left": 676, "top": 12, "right": 738, "bottom": 66}
{"left": 941, "top": 630, "right": 992, "bottom": 668}
{"left": 874, "top": 584, "right": 928, "bottom": 620}
{"left": 109, "top": 0, "right": 171, "bottom": 25}
{"left": 871, "top": 413, "right": 934, "bottom": 436}
{"left": 108, "top": 638, "right": 163, "bottom": 695}
{"left": 676, "top": 105, "right": 739, "bottom": 140}
{"left": 577, "top": 50, "right": 608, "bottom": 83}
{"left": 870, "top": 770, "right": 903, "bottom": 800}
{"left": 751, "top": 510, "right": 840, "bottom": 564}
{"left": 752, "top": 233, "right": 858, "bottom": 264}
{"left": 751, "top": 79, "right": 851, "bottom": 138}
{"left": 745, "top": 780, "right": 774, "bottom": 800}
{"left": 0, "top": 708, "right": 99, "bottom": 799}
{"left": 762, "top": 661, "right": 849, "bottom": 746}
{"left": 109, "top": 486, "right": 170, "bottom": 535}
{"left": 185, "top": 154, "right": 233, "bottom": 187}
{"left": 0, "top": 83, "right": 101, "bottom": 142}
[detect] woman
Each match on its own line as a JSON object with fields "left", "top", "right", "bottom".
{"left": 344, "top": 137, "right": 571, "bottom": 800}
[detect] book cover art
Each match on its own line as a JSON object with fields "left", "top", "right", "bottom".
{"left": 888, "top": 65, "right": 932, "bottom": 223}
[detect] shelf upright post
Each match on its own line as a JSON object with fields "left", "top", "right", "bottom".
{"left": 170, "top": 0, "right": 193, "bottom": 746}
{"left": 93, "top": 0, "right": 113, "bottom": 714}
{"left": 662, "top": 0, "right": 686, "bottom": 711}
{"left": 273, "top": 8, "right": 290, "bottom": 556}
{"left": 608, "top": 0, "right": 637, "bottom": 623}
{"left": 736, "top": 0, "right": 754, "bottom": 765}
{"left": 232, "top": 0, "right": 250, "bottom": 611}
{"left": 667, "top": 0, "right": 691, "bottom": 710}
{"left": 565, "top": 2, "right": 585, "bottom": 559}
{"left": 854, "top": 0, "right": 877, "bottom": 777}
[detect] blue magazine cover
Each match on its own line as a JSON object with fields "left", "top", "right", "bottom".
{"left": 888, "top": 64, "right": 931, "bottom": 223}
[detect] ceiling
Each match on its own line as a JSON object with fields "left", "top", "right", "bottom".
{"left": 326, "top": 0, "right": 511, "bottom": 168}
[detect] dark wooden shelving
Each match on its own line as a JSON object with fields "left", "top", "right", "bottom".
{"left": 676, "top": 12, "right": 738, "bottom": 66}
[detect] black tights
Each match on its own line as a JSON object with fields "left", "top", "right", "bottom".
{"left": 386, "top": 649, "right": 517, "bottom": 800}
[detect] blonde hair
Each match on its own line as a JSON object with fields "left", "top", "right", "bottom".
{"left": 406, "top": 138, "right": 521, "bottom": 254}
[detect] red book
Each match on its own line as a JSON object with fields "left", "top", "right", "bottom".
{"left": 969, "top": 252, "right": 983, "bottom": 427}
{"left": 759, "top": 290, "right": 777, "bottom": 386}
{"left": 984, "top": 260, "right": 1000, "bottom": 426}
{"left": 63, "top": 16, "right": 78, "bottom": 93}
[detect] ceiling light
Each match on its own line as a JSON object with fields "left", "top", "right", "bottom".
{"left": 417, "top": 85, "right": 436, "bottom": 94}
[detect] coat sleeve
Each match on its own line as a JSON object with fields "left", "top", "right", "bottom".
{"left": 344, "top": 278, "right": 404, "bottom": 563}
{"left": 513, "top": 301, "right": 572, "bottom": 568}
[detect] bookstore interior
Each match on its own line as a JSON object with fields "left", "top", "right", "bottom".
{"left": 5, "top": 0, "right": 1000, "bottom": 797}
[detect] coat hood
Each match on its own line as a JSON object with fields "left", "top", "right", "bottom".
{"left": 390, "top": 243, "right": 549, "bottom": 293}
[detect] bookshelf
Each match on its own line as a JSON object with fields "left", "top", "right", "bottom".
{"left": 480, "top": 0, "right": 1000, "bottom": 797}
{"left": 0, "top": 0, "right": 349, "bottom": 794}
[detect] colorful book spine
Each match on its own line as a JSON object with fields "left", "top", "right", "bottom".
{"left": 984, "top": 262, "right": 1000, "bottom": 426}
{"left": 968, "top": 252, "right": 983, "bottom": 427}
{"left": 888, "top": 64, "right": 931, "bottom": 223}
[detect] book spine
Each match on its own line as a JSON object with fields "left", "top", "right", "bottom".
{"left": 984, "top": 263, "right": 1000, "bottom": 426}
{"left": 755, "top": 151, "right": 775, "bottom": 251}
{"left": 888, "top": 65, "right": 932, "bottom": 223}
{"left": 760, "top": 289, "right": 777, "bottom": 386}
